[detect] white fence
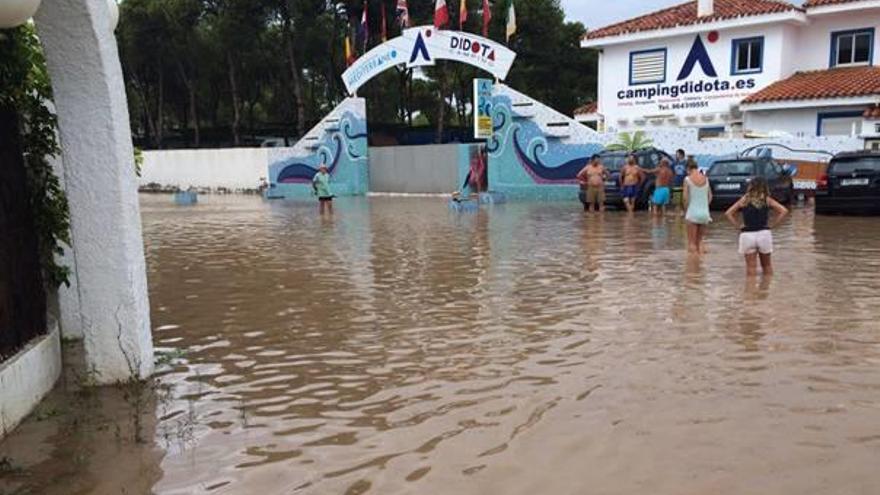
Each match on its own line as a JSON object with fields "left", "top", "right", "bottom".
{"left": 140, "top": 148, "right": 269, "bottom": 191}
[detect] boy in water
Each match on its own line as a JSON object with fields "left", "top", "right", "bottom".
{"left": 312, "top": 164, "right": 334, "bottom": 215}
{"left": 619, "top": 155, "right": 645, "bottom": 213}
{"left": 576, "top": 155, "right": 609, "bottom": 212}
{"left": 644, "top": 159, "right": 674, "bottom": 216}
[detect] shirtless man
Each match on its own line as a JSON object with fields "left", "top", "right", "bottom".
{"left": 644, "top": 159, "right": 675, "bottom": 217}
{"left": 576, "top": 155, "right": 609, "bottom": 212}
{"left": 619, "top": 155, "right": 645, "bottom": 213}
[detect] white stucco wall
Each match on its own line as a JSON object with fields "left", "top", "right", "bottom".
{"left": 35, "top": 0, "right": 154, "bottom": 384}
{"left": 745, "top": 105, "right": 868, "bottom": 137}
{"left": 0, "top": 323, "right": 61, "bottom": 439}
{"left": 790, "top": 11, "right": 880, "bottom": 72}
{"left": 48, "top": 153, "right": 83, "bottom": 340}
{"left": 140, "top": 148, "right": 269, "bottom": 190}
{"left": 590, "top": 6, "right": 880, "bottom": 134}
{"left": 597, "top": 24, "right": 789, "bottom": 130}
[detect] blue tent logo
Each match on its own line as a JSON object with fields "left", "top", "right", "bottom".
{"left": 409, "top": 32, "right": 432, "bottom": 65}
{"left": 677, "top": 35, "right": 717, "bottom": 81}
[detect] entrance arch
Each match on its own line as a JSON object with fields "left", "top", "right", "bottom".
{"left": 342, "top": 26, "right": 517, "bottom": 96}
{"left": 266, "top": 27, "right": 516, "bottom": 199}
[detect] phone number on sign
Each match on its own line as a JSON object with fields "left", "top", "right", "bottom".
{"left": 671, "top": 101, "right": 709, "bottom": 109}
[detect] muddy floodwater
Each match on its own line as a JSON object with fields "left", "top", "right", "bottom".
{"left": 3, "top": 195, "right": 880, "bottom": 495}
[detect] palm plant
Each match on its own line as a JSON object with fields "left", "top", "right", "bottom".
{"left": 605, "top": 131, "right": 654, "bottom": 152}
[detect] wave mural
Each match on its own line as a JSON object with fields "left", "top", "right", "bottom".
{"left": 267, "top": 99, "right": 369, "bottom": 199}
{"left": 275, "top": 135, "right": 342, "bottom": 184}
{"left": 488, "top": 92, "right": 604, "bottom": 199}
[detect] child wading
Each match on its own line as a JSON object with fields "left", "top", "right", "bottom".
{"left": 312, "top": 164, "right": 334, "bottom": 215}
{"left": 725, "top": 177, "right": 790, "bottom": 276}
{"left": 644, "top": 158, "right": 674, "bottom": 216}
{"left": 683, "top": 158, "right": 711, "bottom": 254}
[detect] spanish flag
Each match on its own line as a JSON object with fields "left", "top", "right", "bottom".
{"left": 459, "top": 0, "right": 468, "bottom": 30}
{"left": 345, "top": 34, "right": 355, "bottom": 66}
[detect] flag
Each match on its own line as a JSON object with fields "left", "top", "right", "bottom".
{"left": 505, "top": 1, "right": 516, "bottom": 43}
{"left": 381, "top": 1, "right": 388, "bottom": 41}
{"left": 396, "top": 0, "right": 410, "bottom": 28}
{"left": 481, "top": 0, "right": 491, "bottom": 37}
{"left": 434, "top": 0, "right": 449, "bottom": 29}
{"left": 459, "top": 0, "right": 468, "bottom": 30}
{"left": 345, "top": 34, "right": 355, "bottom": 66}
{"left": 360, "top": 2, "right": 369, "bottom": 51}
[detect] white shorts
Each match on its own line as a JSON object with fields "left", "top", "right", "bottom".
{"left": 739, "top": 230, "right": 773, "bottom": 255}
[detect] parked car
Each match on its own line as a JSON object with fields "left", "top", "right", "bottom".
{"left": 707, "top": 157, "right": 794, "bottom": 210}
{"left": 579, "top": 148, "right": 674, "bottom": 209}
{"left": 815, "top": 151, "right": 880, "bottom": 214}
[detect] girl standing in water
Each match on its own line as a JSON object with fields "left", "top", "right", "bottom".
{"left": 312, "top": 164, "right": 334, "bottom": 215}
{"left": 683, "top": 158, "right": 712, "bottom": 254}
{"left": 725, "top": 177, "right": 789, "bottom": 276}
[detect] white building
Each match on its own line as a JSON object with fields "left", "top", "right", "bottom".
{"left": 581, "top": 0, "right": 880, "bottom": 143}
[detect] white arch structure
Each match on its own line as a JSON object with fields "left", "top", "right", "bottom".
{"left": 19, "top": 0, "right": 154, "bottom": 384}
{"left": 342, "top": 26, "right": 517, "bottom": 95}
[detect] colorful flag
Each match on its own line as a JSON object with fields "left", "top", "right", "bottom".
{"left": 459, "top": 0, "right": 468, "bottom": 30}
{"left": 345, "top": 34, "right": 355, "bottom": 66}
{"left": 505, "top": 1, "right": 516, "bottom": 43}
{"left": 381, "top": 1, "right": 388, "bottom": 41}
{"left": 396, "top": 0, "right": 410, "bottom": 28}
{"left": 434, "top": 0, "right": 449, "bottom": 29}
{"left": 481, "top": 0, "right": 491, "bottom": 37}
{"left": 360, "top": 2, "right": 369, "bottom": 50}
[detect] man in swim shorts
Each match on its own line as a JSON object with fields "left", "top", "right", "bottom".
{"left": 576, "top": 155, "right": 609, "bottom": 212}
{"left": 620, "top": 155, "right": 645, "bottom": 213}
{"left": 645, "top": 159, "right": 674, "bottom": 217}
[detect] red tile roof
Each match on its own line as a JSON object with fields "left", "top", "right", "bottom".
{"left": 863, "top": 105, "right": 880, "bottom": 119}
{"left": 585, "top": 0, "right": 801, "bottom": 41}
{"left": 574, "top": 102, "right": 598, "bottom": 115}
{"left": 742, "top": 66, "right": 880, "bottom": 104}
{"left": 803, "top": 0, "right": 865, "bottom": 7}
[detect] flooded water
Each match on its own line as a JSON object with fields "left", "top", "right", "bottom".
{"left": 3, "top": 194, "right": 880, "bottom": 495}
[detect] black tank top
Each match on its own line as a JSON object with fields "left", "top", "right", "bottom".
{"left": 742, "top": 204, "right": 769, "bottom": 232}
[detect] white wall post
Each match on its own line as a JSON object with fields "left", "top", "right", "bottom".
{"left": 34, "top": 0, "right": 154, "bottom": 383}
{"left": 698, "top": 0, "right": 714, "bottom": 18}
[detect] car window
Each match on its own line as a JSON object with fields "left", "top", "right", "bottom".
{"left": 708, "top": 161, "right": 756, "bottom": 176}
{"left": 645, "top": 153, "right": 657, "bottom": 168}
{"left": 599, "top": 155, "right": 627, "bottom": 172}
{"left": 830, "top": 157, "right": 880, "bottom": 174}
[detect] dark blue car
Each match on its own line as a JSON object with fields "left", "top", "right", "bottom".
{"left": 816, "top": 151, "right": 880, "bottom": 214}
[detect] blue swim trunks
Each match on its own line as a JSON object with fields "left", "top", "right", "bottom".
{"left": 622, "top": 185, "right": 639, "bottom": 199}
{"left": 652, "top": 186, "right": 671, "bottom": 206}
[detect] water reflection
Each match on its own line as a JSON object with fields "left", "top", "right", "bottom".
{"left": 3, "top": 195, "right": 880, "bottom": 494}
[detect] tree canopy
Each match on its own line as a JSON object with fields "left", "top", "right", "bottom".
{"left": 116, "top": 0, "right": 597, "bottom": 148}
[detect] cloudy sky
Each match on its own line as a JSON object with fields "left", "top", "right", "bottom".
{"left": 560, "top": 0, "right": 807, "bottom": 30}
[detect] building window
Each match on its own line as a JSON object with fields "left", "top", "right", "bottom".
{"left": 731, "top": 37, "right": 763, "bottom": 75}
{"left": 629, "top": 48, "right": 666, "bottom": 85}
{"left": 816, "top": 111, "right": 864, "bottom": 136}
{"left": 831, "top": 29, "right": 873, "bottom": 67}
{"left": 698, "top": 127, "right": 726, "bottom": 140}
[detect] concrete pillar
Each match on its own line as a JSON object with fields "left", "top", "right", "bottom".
{"left": 34, "top": 0, "right": 154, "bottom": 383}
